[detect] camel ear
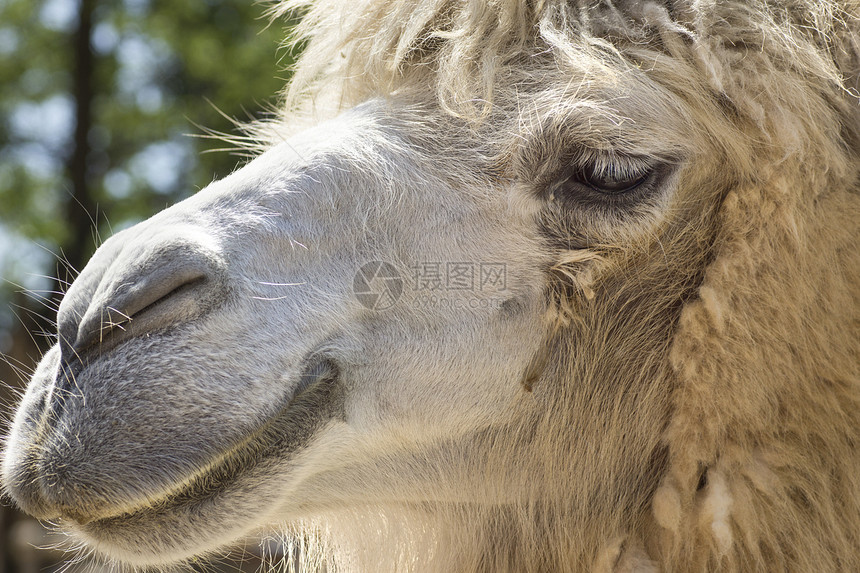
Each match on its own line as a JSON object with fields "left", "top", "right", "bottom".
{"left": 654, "top": 163, "right": 860, "bottom": 566}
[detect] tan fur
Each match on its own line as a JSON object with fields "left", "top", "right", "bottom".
{"left": 266, "top": 0, "right": 860, "bottom": 570}
{"left": 3, "top": 1, "right": 857, "bottom": 572}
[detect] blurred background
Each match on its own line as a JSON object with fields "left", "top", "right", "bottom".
{"left": 0, "top": 0, "right": 301, "bottom": 570}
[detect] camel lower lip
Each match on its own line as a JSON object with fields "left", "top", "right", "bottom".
{"left": 69, "top": 363, "right": 343, "bottom": 528}
{"left": 97, "top": 370, "right": 342, "bottom": 529}
{"left": 101, "top": 362, "right": 342, "bottom": 528}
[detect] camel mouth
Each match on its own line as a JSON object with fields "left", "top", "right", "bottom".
{"left": 16, "top": 353, "right": 344, "bottom": 534}
{"left": 87, "top": 357, "right": 342, "bottom": 525}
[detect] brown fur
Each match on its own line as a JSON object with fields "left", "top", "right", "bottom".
{"left": 267, "top": 0, "right": 860, "bottom": 570}
{"left": 3, "top": 1, "right": 857, "bottom": 572}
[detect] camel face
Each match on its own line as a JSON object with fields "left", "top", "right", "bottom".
{"left": 2, "top": 72, "right": 697, "bottom": 563}
{"left": 2, "top": 101, "right": 565, "bottom": 563}
{"left": 4, "top": 1, "right": 858, "bottom": 571}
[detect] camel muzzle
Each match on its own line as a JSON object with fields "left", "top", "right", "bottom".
{"left": 55, "top": 225, "right": 229, "bottom": 382}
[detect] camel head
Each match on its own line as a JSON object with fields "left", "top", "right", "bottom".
{"left": 3, "top": 1, "right": 858, "bottom": 571}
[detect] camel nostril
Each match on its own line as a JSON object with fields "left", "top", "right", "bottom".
{"left": 119, "top": 267, "right": 208, "bottom": 323}
{"left": 58, "top": 240, "right": 227, "bottom": 365}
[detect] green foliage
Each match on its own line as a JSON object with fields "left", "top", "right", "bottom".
{"left": 0, "top": 8, "right": 300, "bottom": 566}
{"left": 0, "top": 0, "right": 295, "bottom": 305}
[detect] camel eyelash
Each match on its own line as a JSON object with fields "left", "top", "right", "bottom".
{"left": 545, "top": 151, "right": 668, "bottom": 211}
{"left": 574, "top": 152, "right": 654, "bottom": 181}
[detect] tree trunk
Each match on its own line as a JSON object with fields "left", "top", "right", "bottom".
{"left": 65, "top": 0, "right": 98, "bottom": 279}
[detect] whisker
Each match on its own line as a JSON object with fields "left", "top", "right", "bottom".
{"left": 25, "top": 272, "right": 73, "bottom": 289}
{"left": 8, "top": 303, "right": 58, "bottom": 329}
{"left": 8, "top": 308, "right": 53, "bottom": 354}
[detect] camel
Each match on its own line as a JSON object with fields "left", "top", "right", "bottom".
{"left": 2, "top": 0, "right": 859, "bottom": 571}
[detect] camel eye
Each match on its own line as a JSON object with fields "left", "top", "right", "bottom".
{"left": 575, "top": 163, "right": 651, "bottom": 195}
{"left": 548, "top": 154, "right": 662, "bottom": 207}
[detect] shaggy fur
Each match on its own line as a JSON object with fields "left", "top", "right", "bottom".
{"left": 2, "top": 1, "right": 858, "bottom": 572}
{"left": 266, "top": 1, "right": 860, "bottom": 569}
